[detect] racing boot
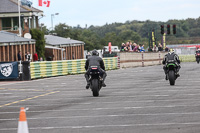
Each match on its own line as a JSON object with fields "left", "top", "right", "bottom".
{"left": 86, "top": 82, "right": 90, "bottom": 89}
{"left": 176, "top": 72, "right": 180, "bottom": 77}
{"left": 85, "top": 73, "right": 90, "bottom": 89}
{"left": 102, "top": 82, "right": 106, "bottom": 87}
{"left": 165, "top": 74, "right": 168, "bottom": 80}
{"left": 101, "top": 73, "right": 107, "bottom": 87}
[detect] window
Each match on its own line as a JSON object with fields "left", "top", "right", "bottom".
{"left": 1, "top": 17, "right": 23, "bottom": 31}
{"left": 13, "top": 17, "right": 19, "bottom": 30}
{"left": 2, "top": 18, "right": 11, "bottom": 30}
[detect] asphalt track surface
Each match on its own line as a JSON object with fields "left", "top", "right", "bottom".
{"left": 0, "top": 62, "right": 200, "bottom": 133}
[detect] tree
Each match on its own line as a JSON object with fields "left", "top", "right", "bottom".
{"left": 103, "top": 32, "right": 121, "bottom": 46}
{"left": 54, "top": 23, "right": 71, "bottom": 37}
{"left": 188, "top": 28, "right": 200, "bottom": 37}
{"left": 79, "top": 30, "right": 101, "bottom": 50}
{"left": 119, "top": 30, "right": 141, "bottom": 43}
{"left": 30, "top": 29, "right": 45, "bottom": 59}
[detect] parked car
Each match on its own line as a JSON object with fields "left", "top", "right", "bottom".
{"left": 103, "top": 46, "right": 120, "bottom": 52}
{"left": 103, "top": 46, "right": 119, "bottom": 58}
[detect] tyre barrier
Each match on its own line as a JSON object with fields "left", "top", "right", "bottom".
{"left": 30, "top": 57, "right": 118, "bottom": 79}
{"left": 179, "top": 55, "right": 195, "bottom": 62}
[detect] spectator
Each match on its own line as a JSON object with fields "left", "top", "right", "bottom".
{"left": 124, "top": 46, "right": 128, "bottom": 52}
{"left": 25, "top": 52, "right": 31, "bottom": 62}
{"left": 158, "top": 43, "right": 163, "bottom": 51}
{"left": 152, "top": 45, "right": 158, "bottom": 52}
{"left": 86, "top": 52, "right": 91, "bottom": 59}
{"left": 120, "top": 43, "right": 125, "bottom": 51}
{"left": 40, "top": 57, "right": 43, "bottom": 61}
{"left": 132, "top": 43, "right": 135, "bottom": 50}
{"left": 133, "top": 43, "right": 138, "bottom": 52}
{"left": 33, "top": 52, "right": 38, "bottom": 61}
{"left": 140, "top": 45, "right": 145, "bottom": 52}
{"left": 165, "top": 47, "right": 169, "bottom": 52}
{"left": 138, "top": 44, "right": 141, "bottom": 52}
{"left": 17, "top": 51, "right": 22, "bottom": 61}
{"left": 125, "top": 42, "right": 130, "bottom": 52}
{"left": 129, "top": 42, "right": 133, "bottom": 51}
{"left": 148, "top": 46, "right": 153, "bottom": 52}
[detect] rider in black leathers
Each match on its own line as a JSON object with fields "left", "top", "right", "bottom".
{"left": 85, "top": 50, "right": 107, "bottom": 89}
{"left": 195, "top": 48, "right": 200, "bottom": 56}
{"left": 162, "top": 49, "right": 181, "bottom": 80}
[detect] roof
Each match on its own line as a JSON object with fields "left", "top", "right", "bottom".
{"left": 45, "top": 46, "right": 64, "bottom": 50}
{"left": 0, "top": 0, "right": 43, "bottom": 14}
{"left": 45, "top": 35, "right": 85, "bottom": 46}
{"left": 0, "top": 31, "right": 35, "bottom": 43}
{"left": 167, "top": 44, "right": 200, "bottom": 48}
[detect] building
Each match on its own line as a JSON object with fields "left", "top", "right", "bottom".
{"left": 0, "top": 0, "right": 85, "bottom": 61}
{"left": 0, "top": 0, "right": 43, "bottom": 36}
{"left": 0, "top": 31, "right": 36, "bottom": 62}
{"left": 45, "top": 35, "right": 85, "bottom": 60}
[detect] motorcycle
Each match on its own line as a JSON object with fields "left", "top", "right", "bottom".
{"left": 196, "top": 53, "right": 200, "bottom": 64}
{"left": 166, "top": 60, "right": 178, "bottom": 85}
{"left": 89, "top": 66, "right": 102, "bottom": 97}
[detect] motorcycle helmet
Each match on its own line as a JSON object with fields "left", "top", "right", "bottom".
{"left": 169, "top": 49, "right": 175, "bottom": 54}
{"left": 92, "top": 49, "right": 99, "bottom": 56}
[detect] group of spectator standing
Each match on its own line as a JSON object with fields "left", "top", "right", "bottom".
{"left": 120, "top": 41, "right": 145, "bottom": 52}
{"left": 121, "top": 41, "right": 169, "bottom": 52}
{"left": 17, "top": 51, "right": 40, "bottom": 62}
{"left": 149, "top": 43, "right": 169, "bottom": 52}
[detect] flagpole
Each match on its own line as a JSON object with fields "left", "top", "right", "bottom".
{"left": 18, "top": 0, "right": 22, "bottom": 37}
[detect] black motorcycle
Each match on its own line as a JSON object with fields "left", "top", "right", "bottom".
{"left": 89, "top": 66, "right": 102, "bottom": 97}
{"left": 166, "top": 60, "right": 179, "bottom": 85}
{"left": 196, "top": 52, "right": 200, "bottom": 64}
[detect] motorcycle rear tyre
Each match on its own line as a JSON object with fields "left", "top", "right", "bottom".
{"left": 169, "top": 70, "right": 175, "bottom": 85}
{"left": 91, "top": 79, "right": 99, "bottom": 97}
{"left": 197, "top": 58, "right": 199, "bottom": 64}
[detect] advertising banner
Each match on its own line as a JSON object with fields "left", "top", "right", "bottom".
{"left": 0, "top": 62, "right": 19, "bottom": 79}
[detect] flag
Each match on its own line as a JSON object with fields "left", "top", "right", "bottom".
{"left": 38, "top": 0, "right": 50, "bottom": 7}
{"left": 108, "top": 42, "right": 112, "bottom": 54}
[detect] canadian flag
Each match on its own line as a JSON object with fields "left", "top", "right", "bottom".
{"left": 38, "top": 0, "right": 50, "bottom": 7}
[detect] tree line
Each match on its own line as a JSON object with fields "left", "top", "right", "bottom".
{"left": 41, "top": 17, "right": 200, "bottom": 51}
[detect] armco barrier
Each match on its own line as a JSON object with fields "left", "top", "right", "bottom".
{"left": 30, "top": 57, "right": 118, "bottom": 79}
{"left": 179, "top": 55, "right": 195, "bottom": 62}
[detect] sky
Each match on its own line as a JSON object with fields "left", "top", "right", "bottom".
{"left": 32, "top": 0, "right": 200, "bottom": 29}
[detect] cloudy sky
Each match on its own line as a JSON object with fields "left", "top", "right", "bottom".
{"left": 32, "top": 0, "right": 200, "bottom": 29}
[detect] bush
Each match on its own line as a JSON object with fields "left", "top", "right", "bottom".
{"left": 30, "top": 29, "right": 45, "bottom": 59}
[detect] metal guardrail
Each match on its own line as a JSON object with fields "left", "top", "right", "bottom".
{"left": 30, "top": 57, "right": 118, "bottom": 79}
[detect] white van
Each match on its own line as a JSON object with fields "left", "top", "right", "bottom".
{"left": 103, "top": 46, "right": 120, "bottom": 52}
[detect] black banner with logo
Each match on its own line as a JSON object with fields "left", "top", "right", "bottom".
{"left": 0, "top": 62, "right": 19, "bottom": 79}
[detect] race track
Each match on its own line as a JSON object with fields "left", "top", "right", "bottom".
{"left": 0, "top": 62, "right": 200, "bottom": 133}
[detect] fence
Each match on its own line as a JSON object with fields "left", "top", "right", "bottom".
{"left": 30, "top": 57, "right": 118, "bottom": 79}
{"left": 120, "top": 52, "right": 167, "bottom": 68}
{"left": 30, "top": 54, "right": 195, "bottom": 79}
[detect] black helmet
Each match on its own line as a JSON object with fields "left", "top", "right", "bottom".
{"left": 92, "top": 50, "right": 99, "bottom": 56}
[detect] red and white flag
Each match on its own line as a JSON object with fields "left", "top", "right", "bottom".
{"left": 38, "top": 0, "right": 50, "bottom": 7}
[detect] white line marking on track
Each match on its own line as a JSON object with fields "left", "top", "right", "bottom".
{"left": 2, "top": 111, "right": 200, "bottom": 121}
{"left": 2, "top": 98, "right": 200, "bottom": 108}
{"left": 2, "top": 122, "right": 200, "bottom": 130}
{"left": 1, "top": 104, "right": 200, "bottom": 114}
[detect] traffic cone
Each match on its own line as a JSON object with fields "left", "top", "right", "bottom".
{"left": 18, "top": 107, "right": 29, "bottom": 133}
